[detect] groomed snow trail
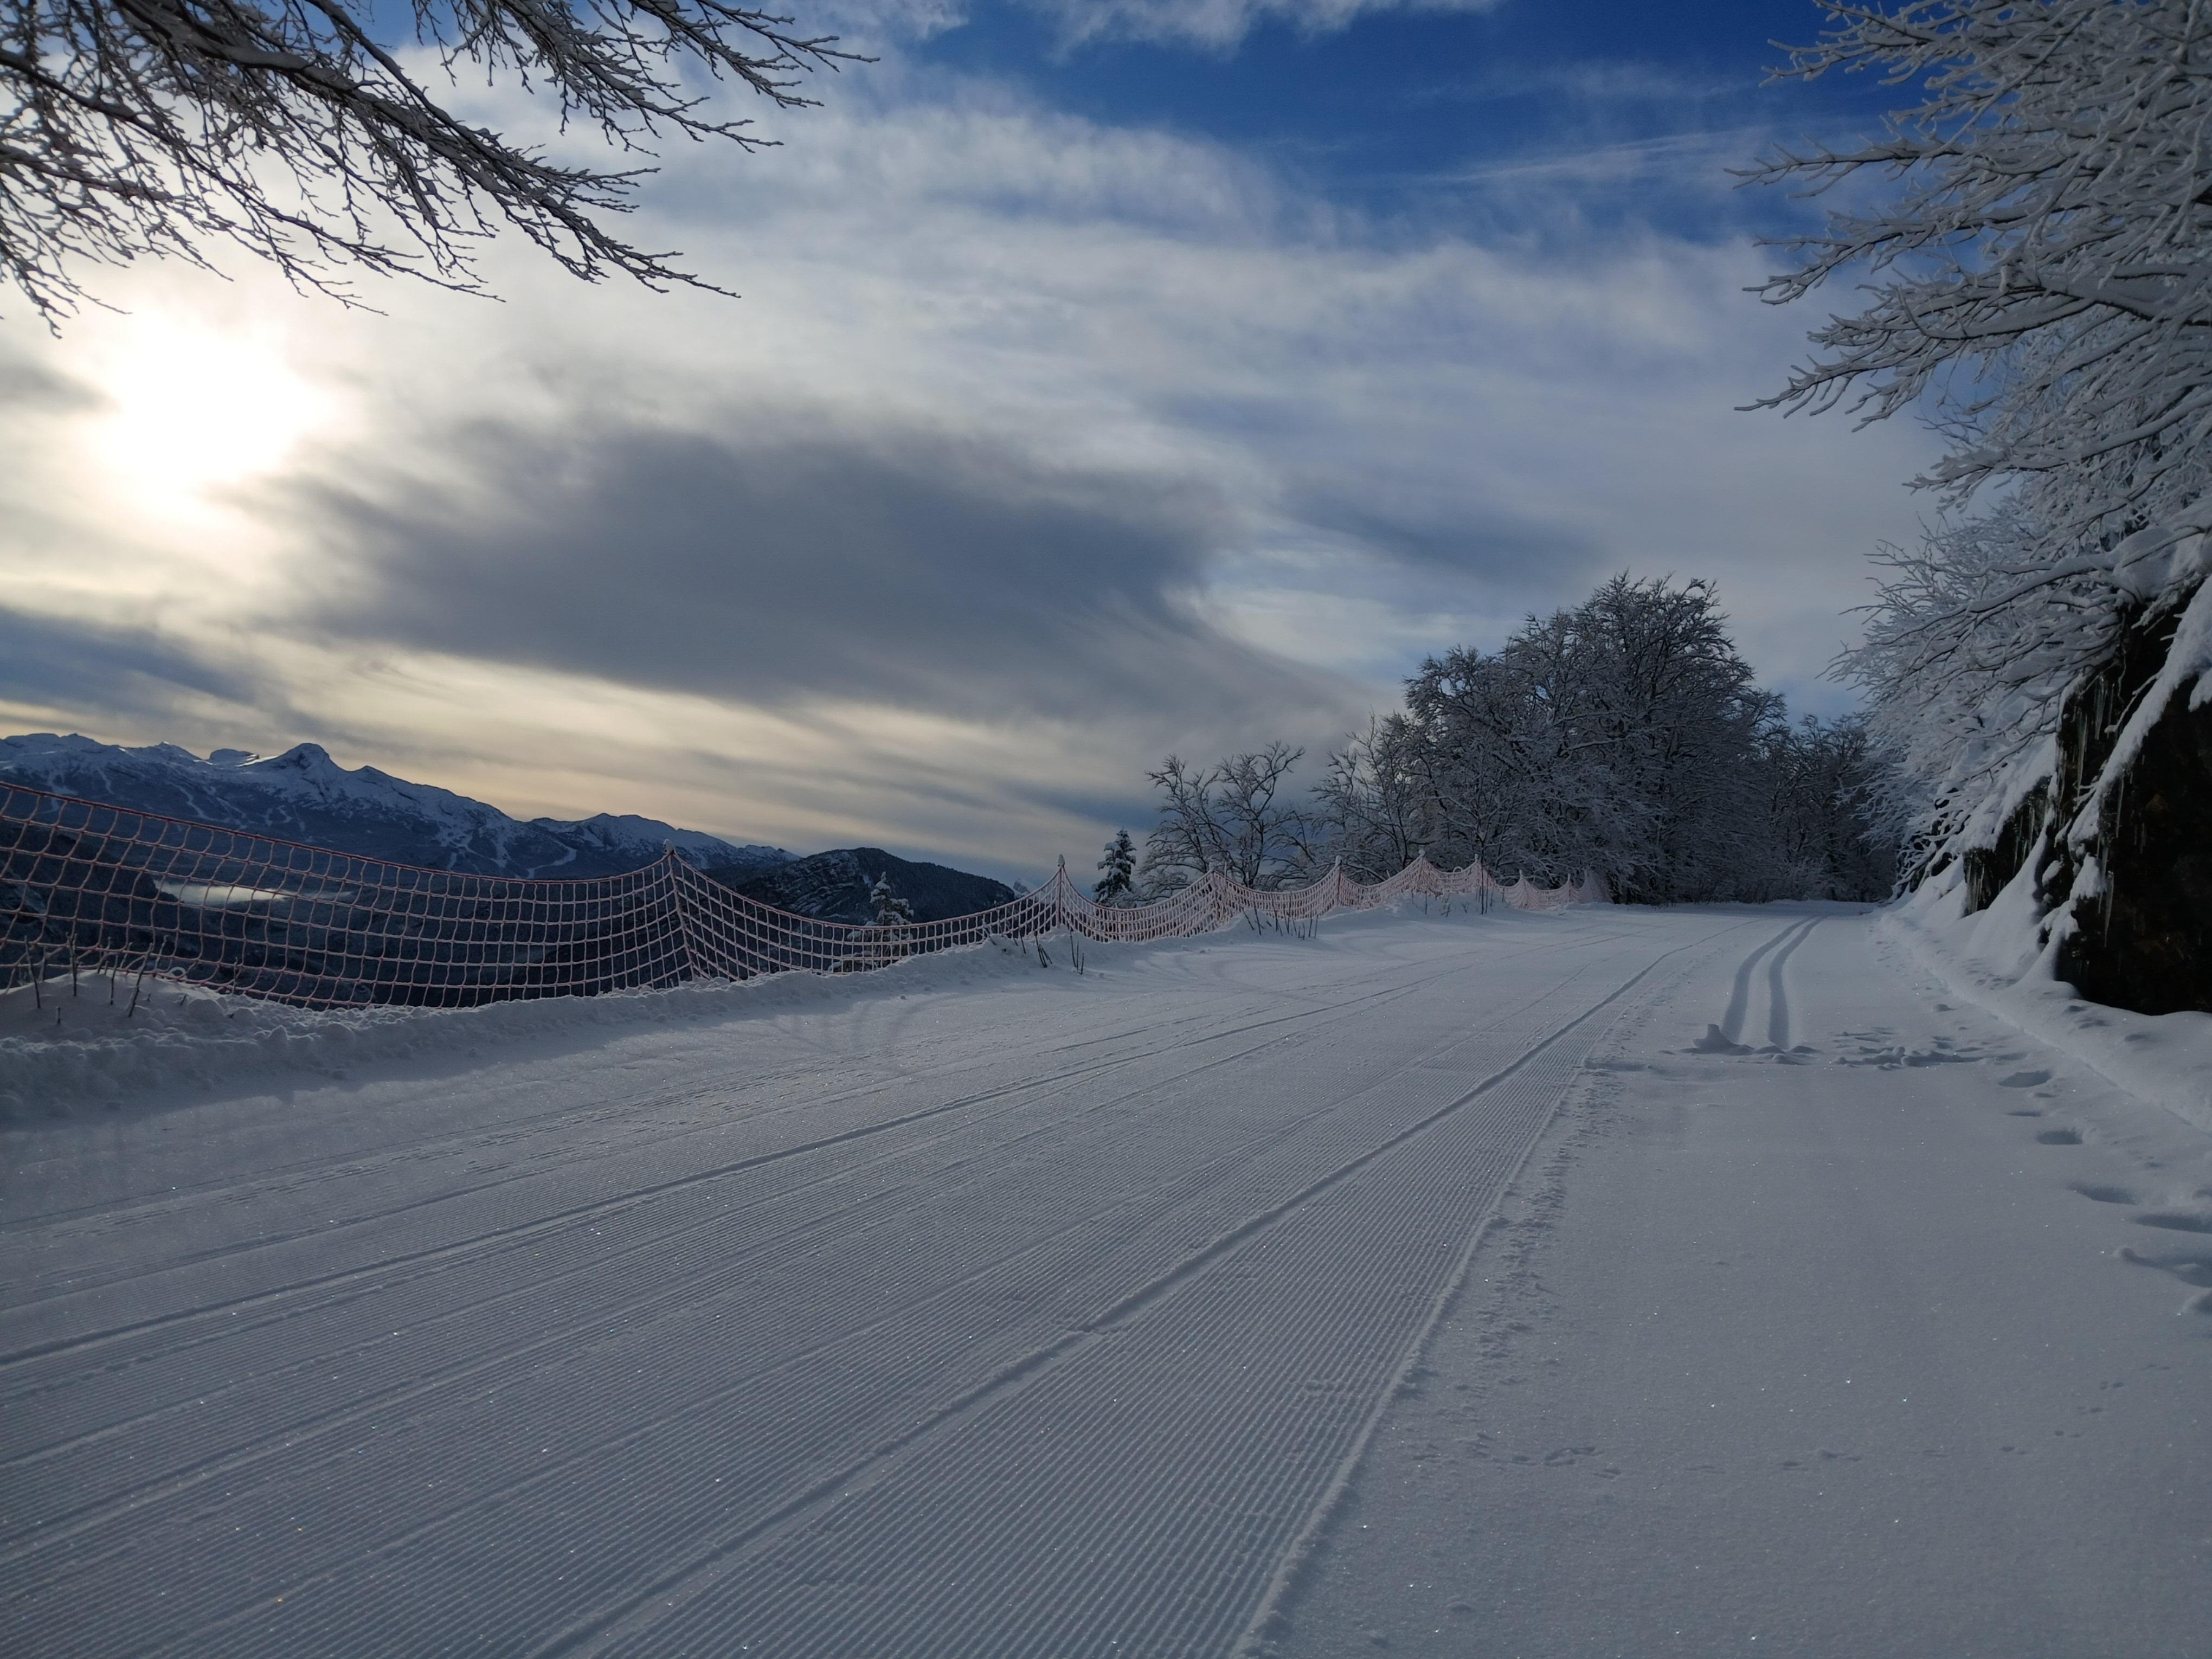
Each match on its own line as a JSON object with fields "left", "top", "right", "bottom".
{"left": 1, "top": 907, "right": 1751, "bottom": 1658}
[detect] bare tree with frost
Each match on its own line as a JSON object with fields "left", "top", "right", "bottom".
{"left": 1533, "top": 575, "right": 1781, "bottom": 902}
{"left": 1750, "top": 713, "right": 1900, "bottom": 902}
{"left": 1399, "top": 640, "right": 1599, "bottom": 887}
{"left": 1144, "top": 582, "right": 1889, "bottom": 906}
{"left": 1139, "top": 744, "right": 1309, "bottom": 896}
{"left": 1309, "top": 717, "right": 1429, "bottom": 883}
{"left": 1745, "top": 0, "right": 2211, "bottom": 896}
{"left": 0, "top": 0, "right": 853, "bottom": 320}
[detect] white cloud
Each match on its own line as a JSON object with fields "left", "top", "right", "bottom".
{"left": 1015, "top": 0, "right": 1499, "bottom": 52}
{"left": 1441, "top": 127, "right": 1766, "bottom": 195}
{"left": 1419, "top": 58, "right": 1754, "bottom": 108}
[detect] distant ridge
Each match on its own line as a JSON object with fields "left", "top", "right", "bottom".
{"left": 0, "top": 733, "right": 793, "bottom": 880}
{"left": 710, "top": 847, "right": 1020, "bottom": 925}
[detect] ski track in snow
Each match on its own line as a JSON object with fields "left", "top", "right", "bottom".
{"left": 1712, "top": 915, "right": 1820, "bottom": 1052}
{"left": 0, "top": 908, "right": 1758, "bottom": 1658}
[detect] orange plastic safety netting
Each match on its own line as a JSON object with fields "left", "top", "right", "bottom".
{"left": 1, "top": 782, "right": 1600, "bottom": 1009}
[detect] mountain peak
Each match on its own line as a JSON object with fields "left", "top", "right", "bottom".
{"left": 260, "top": 742, "right": 336, "bottom": 771}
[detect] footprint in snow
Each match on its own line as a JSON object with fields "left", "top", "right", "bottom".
{"left": 2035, "top": 1128, "right": 2084, "bottom": 1146}
{"left": 2133, "top": 1211, "right": 2212, "bottom": 1235}
{"left": 2000, "top": 1069, "right": 2053, "bottom": 1088}
{"left": 2118, "top": 1245, "right": 2212, "bottom": 1313}
{"left": 2068, "top": 1182, "right": 2138, "bottom": 1206}
{"left": 1689, "top": 1025, "right": 1751, "bottom": 1054}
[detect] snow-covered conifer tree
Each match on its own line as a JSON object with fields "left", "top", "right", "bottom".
{"left": 1094, "top": 830, "right": 1137, "bottom": 905}
{"left": 869, "top": 873, "right": 915, "bottom": 928}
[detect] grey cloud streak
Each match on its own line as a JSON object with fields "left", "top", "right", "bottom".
{"left": 294, "top": 417, "right": 1365, "bottom": 732}
{"left": 1288, "top": 485, "right": 1601, "bottom": 589}
{"left": 0, "top": 358, "right": 103, "bottom": 415}
{"left": 0, "top": 606, "right": 254, "bottom": 714}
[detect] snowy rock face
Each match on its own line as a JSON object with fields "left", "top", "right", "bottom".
{"left": 1956, "top": 595, "right": 2212, "bottom": 1017}
{"left": 0, "top": 734, "right": 793, "bottom": 879}
{"left": 709, "top": 847, "right": 1018, "bottom": 924}
{"left": 2053, "top": 695, "right": 2212, "bottom": 1016}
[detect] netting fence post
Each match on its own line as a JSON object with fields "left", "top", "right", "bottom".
{"left": 667, "top": 849, "right": 703, "bottom": 986}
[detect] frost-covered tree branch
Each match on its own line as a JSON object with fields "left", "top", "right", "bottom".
{"left": 1744, "top": 0, "right": 2211, "bottom": 521}
{"left": 0, "top": 0, "right": 857, "bottom": 320}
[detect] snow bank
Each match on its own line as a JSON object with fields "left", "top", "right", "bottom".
{"left": 1880, "top": 867, "right": 2212, "bottom": 1134}
{"left": 1, "top": 899, "right": 1539, "bottom": 1122}
{"left": 0, "top": 936, "right": 1064, "bottom": 1121}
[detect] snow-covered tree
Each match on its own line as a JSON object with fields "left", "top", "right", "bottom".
{"left": 869, "top": 873, "right": 914, "bottom": 928}
{"left": 1398, "top": 640, "right": 1604, "bottom": 886}
{"left": 1748, "top": 0, "right": 2211, "bottom": 1006}
{"left": 1566, "top": 575, "right": 1786, "bottom": 902}
{"left": 1139, "top": 578, "right": 1890, "bottom": 907}
{"left": 1398, "top": 577, "right": 1783, "bottom": 902}
{"left": 1303, "top": 576, "right": 1892, "bottom": 903}
{"left": 1747, "top": 714, "right": 1900, "bottom": 902}
{"left": 1093, "top": 829, "right": 1136, "bottom": 905}
{"left": 2, "top": 0, "right": 853, "bottom": 321}
{"left": 1748, "top": 1, "right": 2210, "bottom": 820}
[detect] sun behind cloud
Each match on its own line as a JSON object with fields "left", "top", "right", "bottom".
{"left": 90, "top": 314, "right": 334, "bottom": 502}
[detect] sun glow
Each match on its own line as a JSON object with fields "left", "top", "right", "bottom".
{"left": 91, "top": 316, "right": 332, "bottom": 499}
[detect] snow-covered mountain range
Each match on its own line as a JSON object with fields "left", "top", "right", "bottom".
{"left": 0, "top": 734, "right": 794, "bottom": 880}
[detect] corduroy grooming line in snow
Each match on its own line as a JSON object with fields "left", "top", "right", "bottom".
{"left": 0, "top": 783, "right": 1602, "bottom": 1010}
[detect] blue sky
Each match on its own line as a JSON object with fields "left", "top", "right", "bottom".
{"left": 0, "top": 1, "right": 1939, "bottom": 879}
{"left": 923, "top": 1, "right": 1877, "bottom": 190}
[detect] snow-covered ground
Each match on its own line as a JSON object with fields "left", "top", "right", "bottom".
{"left": 2, "top": 905, "right": 2205, "bottom": 1657}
